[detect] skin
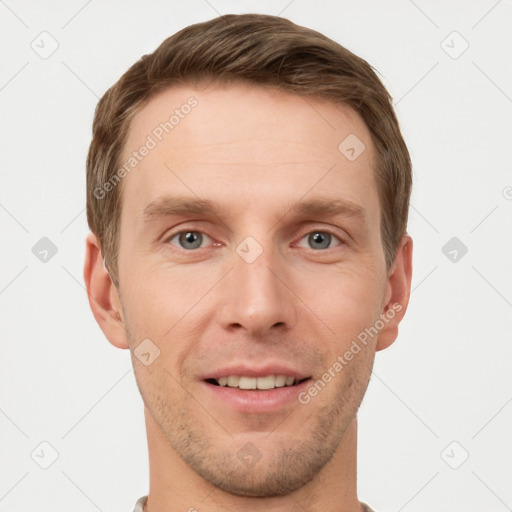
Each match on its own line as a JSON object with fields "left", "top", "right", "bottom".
{"left": 84, "top": 81, "right": 413, "bottom": 512}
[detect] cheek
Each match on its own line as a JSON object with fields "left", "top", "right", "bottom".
{"left": 294, "top": 266, "right": 385, "bottom": 337}
{"left": 122, "top": 261, "right": 196, "bottom": 326}
{"left": 120, "top": 262, "right": 211, "bottom": 379}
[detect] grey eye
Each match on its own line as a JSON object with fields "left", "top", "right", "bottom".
{"left": 171, "top": 231, "right": 206, "bottom": 250}
{"left": 307, "top": 232, "right": 333, "bottom": 250}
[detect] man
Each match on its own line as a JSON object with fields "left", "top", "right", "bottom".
{"left": 83, "top": 13, "right": 412, "bottom": 512}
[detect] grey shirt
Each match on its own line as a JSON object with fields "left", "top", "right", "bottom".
{"left": 132, "top": 495, "right": 377, "bottom": 511}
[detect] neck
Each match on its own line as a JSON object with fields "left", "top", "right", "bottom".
{"left": 144, "top": 408, "right": 363, "bottom": 512}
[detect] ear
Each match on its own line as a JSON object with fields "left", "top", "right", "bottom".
{"left": 83, "top": 232, "right": 129, "bottom": 350}
{"left": 376, "top": 234, "right": 413, "bottom": 351}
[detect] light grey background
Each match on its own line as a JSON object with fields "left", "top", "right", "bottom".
{"left": 1, "top": 1, "right": 511, "bottom": 511}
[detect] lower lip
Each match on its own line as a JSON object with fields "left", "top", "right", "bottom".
{"left": 201, "top": 379, "right": 311, "bottom": 413}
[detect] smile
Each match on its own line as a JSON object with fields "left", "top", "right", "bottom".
{"left": 206, "top": 375, "right": 310, "bottom": 390}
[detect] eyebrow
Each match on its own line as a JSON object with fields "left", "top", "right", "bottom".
{"left": 142, "top": 196, "right": 233, "bottom": 221}
{"left": 142, "top": 195, "right": 365, "bottom": 223}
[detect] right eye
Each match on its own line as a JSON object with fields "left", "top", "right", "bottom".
{"left": 167, "top": 231, "right": 213, "bottom": 251}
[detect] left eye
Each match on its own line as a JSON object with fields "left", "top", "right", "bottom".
{"left": 168, "top": 231, "right": 212, "bottom": 250}
{"left": 297, "top": 231, "right": 342, "bottom": 250}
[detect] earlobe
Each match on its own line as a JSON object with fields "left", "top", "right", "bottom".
{"left": 83, "top": 232, "right": 129, "bottom": 350}
{"left": 376, "top": 234, "right": 413, "bottom": 351}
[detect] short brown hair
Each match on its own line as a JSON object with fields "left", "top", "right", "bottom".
{"left": 86, "top": 13, "right": 412, "bottom": 288}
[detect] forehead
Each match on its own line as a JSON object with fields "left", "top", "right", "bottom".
{"left": 119, "top": 82, "right": 379, "bottom": 224}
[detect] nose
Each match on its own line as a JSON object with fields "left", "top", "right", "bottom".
{"left": 217, "top": 240, "right": 297, "bottom": 338}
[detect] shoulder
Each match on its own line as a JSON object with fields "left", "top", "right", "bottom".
{"left": 361, "top": 501, "right": 377, "bottom": 512}
{"left": 132, "top": 495, "right": 148, "bottom": 512}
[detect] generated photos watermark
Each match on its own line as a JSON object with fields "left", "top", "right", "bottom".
{"left": 298, "top": 302, "right": 403, "bottom": 405}
{"left": 93, "top": 96, "right": 198, "bottom": 200}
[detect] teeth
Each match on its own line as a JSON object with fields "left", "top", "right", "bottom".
{"left": 214, "top": 375, "right": 300, "bottom": 389}
{"left": 274, "top": 375, "right": 286, "bottom": 387}
{"left": 227, "top": 376, "right": 239, "bottom": 387}
{"left": 239, "top": 376, "right": 257, "bottom": 390}
{"left": 257, "top": 375, "right": 275, "bottom": 390}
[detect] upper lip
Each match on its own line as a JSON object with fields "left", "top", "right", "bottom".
{"left": 201, "top": 363, "right": 311, "bottom": 381}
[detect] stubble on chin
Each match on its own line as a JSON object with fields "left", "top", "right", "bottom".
{"left": 138, "top": 350, "right": 373, "bottom": 498}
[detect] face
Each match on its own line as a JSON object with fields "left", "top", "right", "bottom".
{"left": 111, "top": 82, "right": 395, "bottom": 496}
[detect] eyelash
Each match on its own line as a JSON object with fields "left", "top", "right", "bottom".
{"left": 164, "top": 228, "right": 346, "bottom": 252}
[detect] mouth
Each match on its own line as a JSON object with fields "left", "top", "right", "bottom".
{"left": 201, "top": 374, "right": 313, "bottom": 413}
{"left": 204, "top": 375, "right": 311, "bottom": 390}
